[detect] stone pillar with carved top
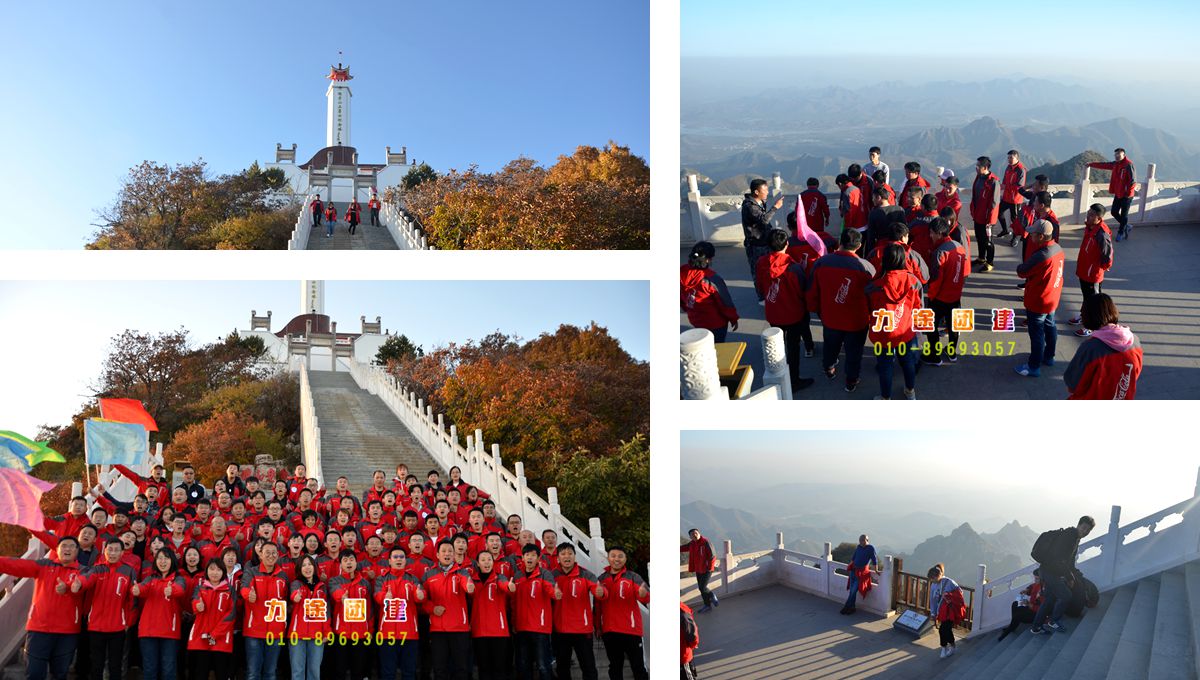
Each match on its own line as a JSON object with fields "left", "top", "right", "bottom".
{"left": 680, "top": 329, "right": 726, "bottom": 400}
{"left": 761, "top": 327, "right": 792, "bottom": 400}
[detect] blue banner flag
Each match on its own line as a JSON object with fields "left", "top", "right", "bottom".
{"left": 84, "top": 419, "right": 148, "bottom": 465}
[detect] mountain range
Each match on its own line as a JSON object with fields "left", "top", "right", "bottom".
{"left": 681, "top": 500, "right": 1042, "bottom": 586}
{"left": 684, "top": 116, "right": 1200, "bottom": 197}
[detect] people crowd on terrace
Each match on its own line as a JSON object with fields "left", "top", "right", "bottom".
{"left": 0, "top": 461, "right": 648, "bottom": 680}
{"left": 681, "top": 147, "right": 1144, "bottom": 399}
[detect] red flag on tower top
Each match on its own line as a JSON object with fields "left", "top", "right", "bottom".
{"left": 98, "top": 398, "right": 158, "bottom": 432}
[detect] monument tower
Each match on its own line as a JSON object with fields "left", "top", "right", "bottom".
{"left": 326, "top": 63, "right": 352, "bottom": 147}
{"left": 301, "top": 280, "right": 325, "bottom": 315}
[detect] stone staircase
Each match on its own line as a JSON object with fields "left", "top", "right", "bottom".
{"left": 933, "top": 560, "right": 1200, "bottom": 680}
{"left": 307, "top": 369, "right": 439, "bottom": 491}
{"left": 306, "top": 202, "right": 399, "bottom": 250}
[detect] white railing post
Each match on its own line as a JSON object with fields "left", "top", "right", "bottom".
{"left": 589, "top": 517, "right": 605, "bottom": 570}
{"left": 972, "top": 564, "right": 987, "bottom": 633}
{"left": 823, "top": 541, "right": 834, "bottom": 596}
{"left": 775, "top": 532, "right": 785, "bottom": 550}
{"left": 470, "top": 430, "right": 483, "bottom": 484}
{"left": 424, "top": 405, "right": 435, "bottom": 449}
{"left": 491, "top": 444, "right": 503, "bottom": 504}
{"left": 880, "top": 555, "right": 894, "bottom": 613}
{"left": 1103, "top": 505, "right": 1122, "bottom": 587}
{"left": 547, "top": 487, "right": 563, "bottom": 540}
{"left": 760, "top": 327, "right": 792, "bottom": 400}
{"left": 465, "top": 435, "right": 474, "bottom": 477}
{"left": 721, "top": 540, "right": 734, "bottom": 595}
{"left": 1076, "top": 166, "right": 1092, "bottom": 224}
{"left": 515, "top": 462, "right": 528, "bottom": 522}
{"left": 449, "top": 425, "right": 458, "bottom": 465}
{"left": 686, "top": 173, "right": 706, "bottom": 241}
{"left": 680, "top": 329, "right": 726, "bottom": 400}
{"left": 1139, "top": 163, "right": 1157, "bottom": 223}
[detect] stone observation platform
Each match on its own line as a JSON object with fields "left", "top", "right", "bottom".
{"left": 679, "top": 166, "right": 1200, "bottom": 399}
{"left": 680, "top": 471, "right": 1200, "bottom": 679}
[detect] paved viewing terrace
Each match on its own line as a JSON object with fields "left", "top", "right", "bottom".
{"left": 684, "top": 581, "right": 945, "bottom": 680}
{"left": 680, "top": 220, "right": 1200, "bottom": 399}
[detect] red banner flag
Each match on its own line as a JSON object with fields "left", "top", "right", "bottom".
{"left": 98, "top": 398, "right": 158, "bottom": 432}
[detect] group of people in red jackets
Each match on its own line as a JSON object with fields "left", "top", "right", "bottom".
{"left": 682, "top": 146, "right": 1144, "bottom": 399}
{"left": 0, "top": 461, "right": 648, "bottom": 680}
{"left": 310, "top": 194, "right": 382, "bottom": 238}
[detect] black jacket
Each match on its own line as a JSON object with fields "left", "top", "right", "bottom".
{"left": 178, "top": 481, "right": 206, "bottom": 505}
{"left": 741, "top": 194, "right": 777, "bottom": 247}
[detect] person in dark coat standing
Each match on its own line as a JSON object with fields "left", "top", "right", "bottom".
{"left": 346, "top": 201, "right": 361, "bottom": 235}
{"left": 741, "top": 178, "right": 784, "bottom": 302}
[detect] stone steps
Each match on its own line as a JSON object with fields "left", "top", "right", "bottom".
{"left": 932, "top": 562, "right": 1199, "bottom": 680}
{"left": 307, "top": 370, "right": 440, "bottom": 491}
{"left": 306, "top": 202, "right": 399, "bottom": 250}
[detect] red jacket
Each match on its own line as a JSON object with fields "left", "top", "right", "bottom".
{"left": 1017, "top": 242, "right": 1066, "bottom": 314}
{"left": 936, "top": 189, "right": 962, "bottom": 217}
{"left": 970, "top": 173, "right": 1001, "bottom": 225}
{"left": 1089, "top": 158, "right": 1137, "bottom": 198}
{"left": 865, "top": 270, "right": 924, "bottom": 347}
{"left": 1064, "top": 330, "right": 1143, "bottom": 400}
{"left": 681, "top": 538, "right": 714, "bottom": 574}
{"left": 511, "top": 565, "right": 557, "bottom": 634}
{"left": 198, "top": 535, "right": 240, "bottom": 565}
{"left": 899, "top": 176, "right": 931, "bottom": 211}
{"left": 325, "top": 206, "right": 338, "bottom": 221}
{"left": 43, "top": 512, "right": 91, "bottom": 540}
{"left": 807, "top": 251, "right": 877, "bottom": 332}
{"left": 287, "top": 580, "right": 331, "bottom": 641}
{"left": 756, "top": 251, "right": 808, "bottom": 326}
{"left": 368, "top": 198, "right": 382, "bottom": 210}
{"left": 681, "top": 603, "right": 699, "bottom": 665}
{"left": 799, "top": 188, "right": 830, "bottom": 230}
{"left": 329, "top": 572, "right": 373, "bottom": 638}
{"left": 114, "top": 465, "right": 170, "bottom": 502}
{"left": 374, "top": 568, "right": 423, "bottom": 641}
{"left": 854, "top": 175, "right": 874, "bottom": 211}
{"left": 239, "top": 563, "right": 290, "bottom": 639}
{"left": 1001, "top": 163, "right": 1028, "bottom": 204}
{"left": 82, "top": 558, "right": 135, "bottom": 633}
{"left": 906, "top": 211, "right": 937, "bottom": 265}
{"left": 1076, "top": 222, "right": 1114, "bottom": 284}
{"left": 136, "top": 573, "right": 187, "bottom": 639}
{"left": 468, "top": 571, "right": 512, "bottom": 638}
{"left": 680, "top": 265, "right": 738, "bottom": 332}
{"left": 1021, "top": 210, "right": 1061, "bottom": 261}
{"left": 421, "top": 565, "right": 472, "bottom": 633}
{"left": 188, "top": 579, "right": 237, "bottom": 652}
{"left": 0, "top": 557, "right": 90, "bottom": 634}
{"left": 927, "top": 237, "right": 971, "bottom": 304}
{"left": 552, "top": 564, "right": 600, "bottom": 634}
{"left": 596, "top": 568, "right": 648, "bottom": 636}
{"left": 786, "top": 233, "right": 836, "bottom": 276}
{"left": 839, "top": 185, "right": 867, "bottom": 230}
{"left": 868, "top": 241, "right": 928, "bottom": 284}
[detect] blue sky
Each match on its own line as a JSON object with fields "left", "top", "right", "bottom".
{"left": 682, "top": 0, "right": 1200, "bottom": 60}
{"left": 0, "top": 280, "right": 648, "bottom": 435}
{"left": 1, "top": 1, "right": 648, "bottom": 249}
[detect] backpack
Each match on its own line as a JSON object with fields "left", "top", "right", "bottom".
{"left": 681, "top": 605, "right": 699, "bottom": 648}
{"left": 1031, "top": 528, "right": 1071, "bottom": 566}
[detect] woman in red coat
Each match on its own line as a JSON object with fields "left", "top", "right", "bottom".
{"left": 468, "top": 551, "right": 515, "bottom": 680}
{"left": 188, "top": 560, "right": 236, "bottom": 680}
{"left": 865, "top": 244, "right": 923, "bottom": 400}
{"left": 287, "top": 555, "right": 329, "bottom": 680}
{"left": 681, "top": 241, "right": 739, "bottom": 342}
{"left": 134, "top": 549, "right": 187, "bottom": 680}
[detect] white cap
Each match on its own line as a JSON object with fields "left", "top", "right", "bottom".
{"left": 939, "top": 167, "right": 955, "bottom": 181}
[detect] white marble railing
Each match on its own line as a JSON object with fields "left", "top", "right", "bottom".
{"left": 682, "top": 163, "right": 1200, "bottom": 245}
{"left": 298, "top": 361, "right": 322, "bottom": 484}
{"left": 977, "top": 469, "right": 1200, "bottom": 635}
{"left": 679, "top": 327, "right": 781, "bottom": 401}
{"left": 680, "top": 535, "right": 896, "bottom": 617}
{"left": 341, "top": 359, "right": 648, "bottom": 658}
{"left": 380, "top": 202, "right": 433, "bottom": 250}
{"left": 287, "top": 194, "right": 318, "bottom": 250}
